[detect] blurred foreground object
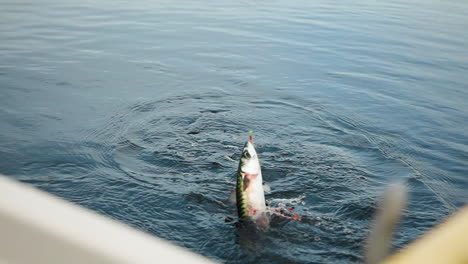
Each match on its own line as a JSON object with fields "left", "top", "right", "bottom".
{"left": 0, "top": 175, "right": 217, "bottom": 264}
{"left": 381, "top": 205, "right": 468, "bottom": 264}
{"left": 366, "top": 182, "right": 468, "bottom": 264}
{"left": 366, "top": 183, "right": 408, "bottom": 264}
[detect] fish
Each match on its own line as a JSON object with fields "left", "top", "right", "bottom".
{"left": 236, "top": 136, "right": 269, "bottom": 229}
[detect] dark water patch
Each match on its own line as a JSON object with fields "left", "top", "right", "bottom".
{"left": 115, "top": 138, "right": 146, "bottom": 152}
{"left": 55, "top": 81, "right": 71, "bottom": 86}
{"left": 200, "top": 109, "right": 230, "bottom": 114}
{"left": 129, "top": 101, "right": 158, "bottom": 113}
{"left": 333, "top": 198, "right": 377, "bottom": 221}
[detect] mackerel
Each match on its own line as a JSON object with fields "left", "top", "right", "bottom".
{"left": 236, "top": 136, "right": 269, "bottom": 229}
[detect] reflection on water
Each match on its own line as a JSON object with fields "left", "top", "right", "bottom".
{"left": 0, "top": 0, "right": 467, "bottom": 263}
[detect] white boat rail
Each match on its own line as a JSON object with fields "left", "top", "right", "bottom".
{"left": 0, "top": 175, "right": 218, "bottom": 264}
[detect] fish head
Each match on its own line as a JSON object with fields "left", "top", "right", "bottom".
{"left": 239, "top": 141, "right": 261, "bottom": 176}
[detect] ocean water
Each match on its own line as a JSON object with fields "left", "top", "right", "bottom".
{"left": 0, "top": 0, "right": 467, "bottom": 263}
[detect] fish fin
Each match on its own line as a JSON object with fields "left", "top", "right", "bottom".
{"left": 243, "top": 174, "right": 251, "bottom": 191}
{"left": 263, "top": 182, "right": 271, "bottom": 193}
{"left": 228, "top": 189, "right": 236, "bottom": 204}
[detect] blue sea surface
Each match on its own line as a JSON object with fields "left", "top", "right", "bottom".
{"left": 1, "top": 0, "right": 467, "bottom": 263}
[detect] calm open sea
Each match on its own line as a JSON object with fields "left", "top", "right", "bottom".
{"left": 1, "top": 0, "right": 467, "bottom": 263}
